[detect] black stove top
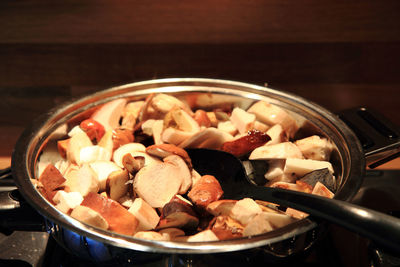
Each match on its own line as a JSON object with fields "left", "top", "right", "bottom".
{"left": 1, "top": 170, "right": 400, "bottom": 267}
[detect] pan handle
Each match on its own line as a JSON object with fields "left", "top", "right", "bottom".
{"left": 0, "top": 167, "right": 45, "bottom": 234}
{"left": 338, "top": 107, "right": 400, "bottom": 168}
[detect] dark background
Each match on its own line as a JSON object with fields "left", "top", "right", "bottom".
{"left": 0, "top": 0, "right": 399, "bottom": 157}
{"left": 0, "top": 2, "right": 399, "bottom": 266}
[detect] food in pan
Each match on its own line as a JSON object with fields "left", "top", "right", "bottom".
{"left": 35, "top": 92, "right": 336, "bottom": 241}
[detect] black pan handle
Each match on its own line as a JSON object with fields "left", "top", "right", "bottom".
{"left": 0, "top": 168, "right": 45, "bottom": 234}
{"left": 339, "top": 107, "right": 400, "bottom": 168}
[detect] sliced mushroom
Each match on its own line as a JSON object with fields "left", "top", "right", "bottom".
{"left": 230, "top": 198, "right": 263, "bottom": 226}
{"left": 113, "top": 143, "right": 159, "bottom": 168}
{"left": 164, "top": 155, "right": 192, "bottom": 194}
{"left": 122, "top": 153, "right": 145, "bottom": 174}
{"left": 217, "top": 120, "right": 238, "bottom": 136}
{"left": 312, "top": 181, "right": 335, "bottom": 198}
{"left": 161, "top": 127, "right": 194, "bottom": 146}
{"left": 283, "top": 158, "right": 334, "bottom": 178}
{"left": 105, "top": 169, "right": 130, "bottom": 201}
{"left": 70, "top": 205, "right": 109, "bottom": 230}
{"left": 133, "top": 155, "right": 191, "bottom": 208}
{"left": 229, "top": 107, "right": 256, "bottom": 134}
{"left": 63, "top": 164, "right": 100, "bottom": 197}
{"left": 128, "top": 198, "right": 160, "bottom": 231}
{"left": 89, "top": 160, "right": 122, "bottom": 191}
{"left": 179, "top": 128, "right": 234, "bottom": 149}
{"left": 81, "top": 192, "right": 139, "bottom": 236}
{"left": 295, "top": 135, "right": 334, "bottom": 161}
{"left": 210, "top": 215, "right": 244, "bottom": 240}
{"left": 265, "top": 124, "right": 288, "bottom": 146}
{"left": 249, "top": 142, "right": 303, "bottom": 160}
{"left": 242, "top": 212, "right": 274, "bottom": 237}
{"left": 90, "top": 98, "right": 127, "bottom": 131}
{"left": 185, "top": 229, "right": 219, "bottom": 242}
{"left": 206, "top": 200, "right": 237, "bottom": 217}
{"left": 66, "top": 130, "right": 93, "bottom": 165}
{"left": 151, "top": 93, "right": 190, "bottom": 115}
{"left": 52, "top": 190, "right": 83, "bottom": 214}
{"left": 79, "top": 145, "right": 112, "bottom": 164}
{"left": 247, "top": 100, "right": 299, "bottom": 138}
{"left": 164, "top": 107, "right": 200, "bottom": 133}
{"left": 121, "top": 100, "right": 144, "bottom": 130}
{"left": 157, "top": 197, "right": 199, "bottom": 230}
{"left": 187, "top": 175, "right": 223, "bottom": 211}
{"left": 146, "top": 143, "right": 192, "bottom": 169}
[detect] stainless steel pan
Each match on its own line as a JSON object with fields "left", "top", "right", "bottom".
{"left": 3, "top": 78, "right": 400, "bottom": 263}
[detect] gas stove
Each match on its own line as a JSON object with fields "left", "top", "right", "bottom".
{"left": 1, "top": 170, "right": 399, "bottom": 267}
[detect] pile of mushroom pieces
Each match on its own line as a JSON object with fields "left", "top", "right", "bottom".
{"left": 36, "top": 92, "right": 336, "bottom": 242}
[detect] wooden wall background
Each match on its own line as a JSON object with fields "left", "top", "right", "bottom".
{"left": 0, "top": 0, "right": 399, "bottom": 161}
{"left": 0, "top": 2, "right": 399, "bottom": 265}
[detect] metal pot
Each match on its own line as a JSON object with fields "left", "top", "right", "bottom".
{"left": 4, "top": 78, "right": 400, "bottom": 264}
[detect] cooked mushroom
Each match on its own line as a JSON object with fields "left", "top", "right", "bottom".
{"left": 157, "top": 197, "right": 199, "bottom": 230}
{"left": 128, "top": 198, "right": 160, "bottom": 231}
{"left": 133, "top": 155, "right": 192, "bottom": 208}
{"left": 209, "top": 215, "right": 244, "bottom": 240}
{"left": 249, "top": 142, "right": 303, "bottom": 160}
{"left": 247, "top": 100, "right": 299, "bottom": 138}
{"left": 146, "top": 143, "right": 192, "bottom": 169}
{"left": 90, "top": 98, "right": 127, "bottom": 131}
{"left": 229, "top": 107, "right": 256, "bottom": 134}
{"left": 105, "top": 169, "right": 130, "bottom": 201}
{"left": 295, "top": 135, "right": 334, "bottom": 161}
{"left": 63, "top": 164, "right": 100, "bottom": 197}
{"left": 70, "top": 205, "right": 109, "bottom": 230}
{"left": 188, "top": 175, "right": 223, "bottom": 211}
{"left": 81, "top": 192, "right": 139, "bottom": 236}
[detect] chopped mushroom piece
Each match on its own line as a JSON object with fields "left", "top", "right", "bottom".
{"left": 134, "top": 231, "right": 166, "bottom": 241}
{"left": 295, "top": 135, "right": 334, "bottom": 161}
{"left": 128, "top": 198, "right": 160, "bottom": 231}
{"left": 63, "top": 164, "right": 100, "bottom": 197}
{"left": 157, "top": 197, "right": 199, "bottom": 230}
{"left": 105, "top": 169, "right": 130, "bottom": 201}
{"left": 90, "top": 98, "right": 127, "bottom": 131}
{"left": 81, "top": 192, "right": 139, "bottom": 236}
{"left": 206, "top": 200, "right": 237, "bottom": 217}
{"left": 52, "top": 190, "right": 83, "bottom": 213}
{"left": 312, "top": 181, "right": 335, "bottom": 198}
{"left": 188, "top": 175, "right": 223, "bottom": 211}
{"left": 133, "top": 155, "right": 191, "bottom": 208}
{"left": 179, "top": 128, "right": 234, "bottom": 149}
{"left": 247, "top": 101, "right": 299, "bottom": 138}
{"left": 229, "top": 107, "right": 256, "bottom": 134}
{"left": 146, "top": 143, "right": 192, "bottom": 169}
{"left": 71, "top": 205, "right": 109, "bottom": 230}
{"left": 38, "top": 164, "right": 67, "bottom": 202}
{"left": 242, "top": 212, "right": 275, "bottom": 237}
{"left": 284, "top": 158, "right": 334, "bottom": 178}
{"left": 249, "top": 142, "right": 303, "bottom": 160}
{"left": 186, "top": 230, "right": 219, "bottom": 242}
{"left": 230, "top": 198, "right": 263, "bottom": 225}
